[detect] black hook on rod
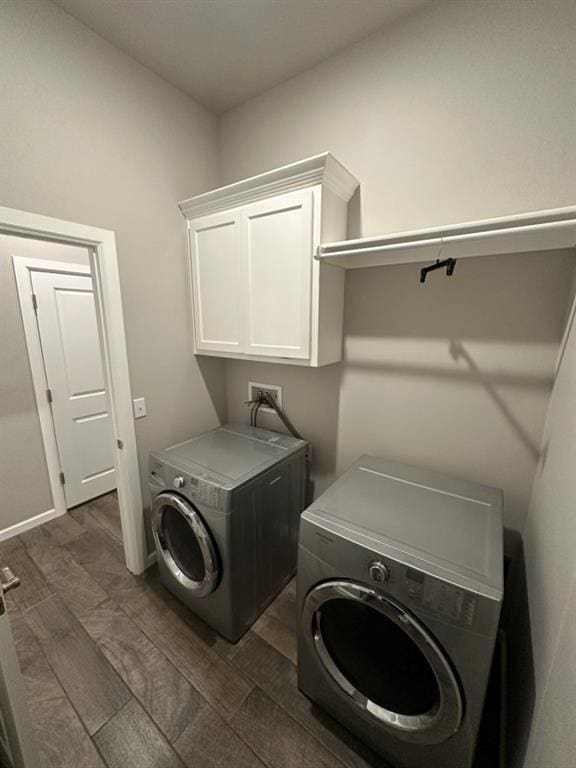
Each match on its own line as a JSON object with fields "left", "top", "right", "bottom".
{"left": 420, "top": 257, "right": 457, "bottom": 284}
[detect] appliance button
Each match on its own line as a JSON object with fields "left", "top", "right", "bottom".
{"left": 173, "top": 476, "right": 185, "bottom": 489}
{"left": 369, "top": 561, "right": 390, "bottom": 584}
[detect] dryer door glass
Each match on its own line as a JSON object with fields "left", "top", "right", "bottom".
{"left": 320, "top": 597, "right": 438, "bottom": 715}
{"left": 151, "top": 492, "right": 219, "bottom": 597}
{"left": 303, "top": 581, "right": 462, "bottom": 745}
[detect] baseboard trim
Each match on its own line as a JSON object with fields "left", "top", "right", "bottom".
{"left": 0, "top": 507, "right": 65, "bottom": 543}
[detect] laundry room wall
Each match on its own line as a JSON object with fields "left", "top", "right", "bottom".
{"left": 505, "top": 305, "right": 576, "bottom": 768}
{"left": 220, "top": 0, "right": 576, "bottom": 533}
{"left": 0, "top": 0, "right": 226, "bottom": 531}
{"left": 0, "top": 236, "right": 89, "bottom": 533}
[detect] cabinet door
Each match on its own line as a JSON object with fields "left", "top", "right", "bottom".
{"left": 242, "top": 190, "right": 313, "bottom": 359}
{"left": 189, "top": 210, "right": 243, "bottom": 353}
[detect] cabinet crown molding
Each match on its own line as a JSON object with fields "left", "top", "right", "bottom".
{"left": 178, "top": 152, "right": 359, "bottom": 220}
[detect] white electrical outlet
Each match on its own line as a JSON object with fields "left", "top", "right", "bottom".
{"left": 248, "top": 382, "right": 283, "bottom": 413}
{"left": 133, "top": 397, "right": 147, "bottom": 419}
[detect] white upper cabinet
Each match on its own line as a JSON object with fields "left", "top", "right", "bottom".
{"left": 243, "top": 190, "right": 313, "bottom": 359}
{"left": 179, "top": 153, "right": 359, "bottom": 366}
{"left": 189, "top": 209, "right": 243, "bottom": 353}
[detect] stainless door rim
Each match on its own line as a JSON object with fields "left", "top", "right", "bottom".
{"left": 151, "top": 491, "right": 218, "bottom": 597}
{"left": 302, "top": 580, "right": 463, "bottom": 744}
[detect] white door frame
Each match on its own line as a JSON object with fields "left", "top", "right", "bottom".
{"left": 1, "top": 206, "right": 146, "bottom": 575}
{"left": 13, "top": 257, "right": 120, "bottom": 513}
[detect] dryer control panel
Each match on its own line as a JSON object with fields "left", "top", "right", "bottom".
{"left": 359, "top": 548, "right": 479, "bottom": 629}
{"left": 404, "top": 568, "right": 477, "bottom": 628}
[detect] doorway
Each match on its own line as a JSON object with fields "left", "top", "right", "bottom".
{"left": 0, "top": 206, "right": 145, "bottom": 575}
{"left": 13, "top": 251, "right": 117, "bottom": 508}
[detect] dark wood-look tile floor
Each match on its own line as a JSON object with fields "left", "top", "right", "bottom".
{"left": 1, "top": 493, "right": 500, "bottom": 768}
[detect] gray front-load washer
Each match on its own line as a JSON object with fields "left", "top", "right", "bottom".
{"left": 149, "top": 424, "right": 307, "bottom": 642}
{"left": 297, "top": 455, "right": 503, "bottom": 768}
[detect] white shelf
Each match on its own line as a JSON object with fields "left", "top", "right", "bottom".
{"left": 316, "top": 207, "right": 576, "bottom": 269}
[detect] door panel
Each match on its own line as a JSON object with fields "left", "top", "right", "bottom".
{"left": 72, "top": 409, "right": 116, "bottom": 484}
{"left": 243, "top": 190, "right": 313, "bottom": 359}
{"left": 31, "top": 270, "right": 116, "bottom": 508}
{"left": 190, "top": 212, "right": 243, "bottom": 353}
{"left": 54, "top": 288, "right": 105, "bottom": 395}
{"left": 0, "top": 591, "right": 39, "bottom": 768}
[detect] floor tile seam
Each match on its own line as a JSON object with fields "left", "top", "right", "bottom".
{"left": 23, "top": 597, "right": 134, "bottom": 736}
{"left": 91, "top": 695, "right": 189, "bottom": 768}
{"left": 231, "top": 682, "right": 350, "bottom": 768}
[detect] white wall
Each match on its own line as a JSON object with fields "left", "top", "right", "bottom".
{"left": 510, "top": 305, "right": 575, "bottom": 768}
{"left": 0, "top": 0, "right": 226, "bottom": 527}
{"left": 220, "top": 0, "right": 576, "bottom": 234}
{"left": 338, "top": 250, "right": 574, "bottom": 533}
{"left": 0, "top": 236, "right": 89, "bottom": 531}
{"left": 220, "top": 0, "right": 576, "bottom": 533}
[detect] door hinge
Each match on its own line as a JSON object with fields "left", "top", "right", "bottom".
{"left": 59, "top": 471, "right": 65, "bottom": 485}
{"left": 46, "top": 388, "right": 53, "bottom": 403}
{"left": 32, "top": 293, "right": 38, "bottom": 312}
{"left": 117, "top": 439, "right": 124, "bottom": 450}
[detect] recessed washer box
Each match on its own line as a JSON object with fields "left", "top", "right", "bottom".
{"left": 248, "top": 382, "right": 283, "bottom": 413}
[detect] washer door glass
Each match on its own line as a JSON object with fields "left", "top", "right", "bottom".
{"left": 303, "top": 581, "right": 462, "bottom": 745}
{"left": 152, "top": 492, "right": 219, "bottom": 597}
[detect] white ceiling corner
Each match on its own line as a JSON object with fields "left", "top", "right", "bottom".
{"left": 52, "top": 0, "right": 430, "bottom": 114}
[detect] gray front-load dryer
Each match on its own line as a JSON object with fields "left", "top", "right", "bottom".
{"left": 149, "top": 424, "right": 307, "bottom": 642}
{"left": 297, "top": 455, "right": 503, "bottom": 768}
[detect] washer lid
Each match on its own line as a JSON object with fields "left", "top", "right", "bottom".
{"left": 303, "top": 455, "right": 503, "bottom": 595}
{"left": 152, "top": 424, "right": 306, "bottom": 487}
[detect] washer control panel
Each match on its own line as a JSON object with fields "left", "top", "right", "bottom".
{"left": 194, "top": 480, "right": 223, "bottom": 510}
{"left": 177, "top": 474, "right": 223, "bottom": 510}
{"left": 149, "top": 460, "right": 224, "bottom": 511}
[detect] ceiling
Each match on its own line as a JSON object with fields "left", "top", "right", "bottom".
{"left": 53, "top": 0, "right": 429, "bottom": 113}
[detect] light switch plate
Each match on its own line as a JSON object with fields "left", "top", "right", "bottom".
{"left": 133, "top": 397, "right": 146, "bottom": 419}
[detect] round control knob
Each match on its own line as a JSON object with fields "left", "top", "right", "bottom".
{"left": 369, "top": 561, "right": 390, "bottom": 584}
{"left": 172, "top": 476, "right": 185, "bottom": 489}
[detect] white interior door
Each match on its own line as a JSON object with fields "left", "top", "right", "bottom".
{"left": 31, "top": 269, "right": 116, "bottom": 508}
{"left": 0, "top": 587, "right": 39, "bottom": 768}
{"left": 242, "top": 190, "right": 313, "bottom": 359}
{"left": 189, "top": 210, "right": 243, "bottom": 353}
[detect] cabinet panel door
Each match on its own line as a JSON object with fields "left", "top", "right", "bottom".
{"left": 242, "top": 190, "right": 313, "bottom": 359}
{"left": 189, "top": 211, "right": 243, "bottom": 353}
